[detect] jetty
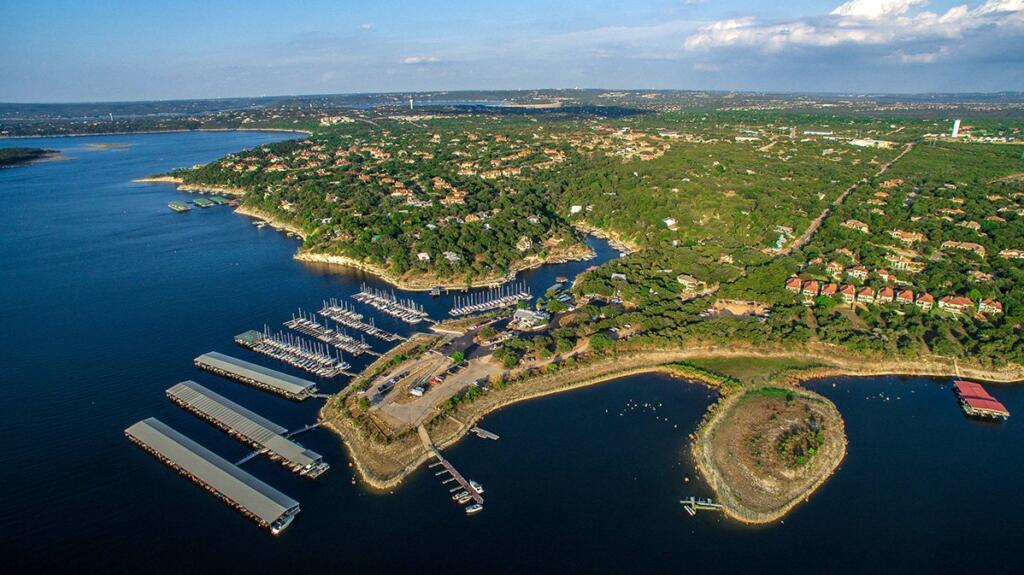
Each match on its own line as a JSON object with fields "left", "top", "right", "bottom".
{"left": 470, "top": 426, "right": 500, "bottom": 440}
{"left": 449, "top": 282, "right": 531, "bottom": 317}
{"left": 353, "top": 283, "right": 432, "bottom": 324}
{"left": 319, "top": 299, "right": 404, "bottom": 342}
{"left": 235, "top": 328, "right": 351, "bottom": 378}
{"left": 125, "top": 417, "right": 300, "bottom": 535}
{"left": 284, "top": 309, "right": 376, "bottom": 356}
{"left": 194, "top": 351, "right": 318, "bottom": 401}
{"left": 680, "top": 497, "right": 723, "bottom": 516}
{"left": 166, "top": 381, "right": 329, "bottom": 478}
{"left": 420, "top": 426, "right": 484, "bottom": 509}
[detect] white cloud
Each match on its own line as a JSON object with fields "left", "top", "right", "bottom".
{"left": 831, "top": 0, "right": 927, "bottom": 19}
{"left": 359, "top": 23, "right": 374, "bottom": 31}
{"left": 400, "top": 56, "right": 441, "bottom": 65}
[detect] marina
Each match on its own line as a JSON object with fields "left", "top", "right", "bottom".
{"left": 235, "top": 328, "right": 351, "bottom": 378}
{"left": 353, "top": 283, "right": 432, "bottom": 324}
{"left": 194, "top": 351, "right": 319, "bottom": 400}
{"left": 319, "top": 299, "right": 404, "bottom": 342}
{"left": 124, "top": 417, "right": 301, "bottom": 535}
{"left": 284, "top": 309, "right": 377, "bottom": 357}
{"left": 166, "top": 380, "right": 329, "bottom": 478}
{"left": 420, "top": 425, "right": 484, "bottom": 512}
{"left": 448, "top": 282, "right": 531, "bottom": 317}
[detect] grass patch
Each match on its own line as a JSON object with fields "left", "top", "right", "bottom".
{"left": 684, "top": 357, "right": 824, "bottom": 386}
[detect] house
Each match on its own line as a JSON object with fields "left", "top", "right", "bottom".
{"left": 857, "top": 287, "right": 876, "bottom": 304}
{"left": 841, "top": 219, "right": 870, "bottom": 234}
{"left": 416, "top": 252, "right": 431, "bottom": 262}
{"left": 999, "top": 249, "right": 1024, "bottom": 260}
{"left": 846, "top": 266, "right": 869, "bottom": 281}
{"left": 801, "top": 280, "right": 820, "bottom": 300}
{"left": 677, "top": 274, "right": 705, "bottom": 292}
{"left": 570, "top": 205, "right": 583, "bottom": 214}
{"left": 663, "top": 217, "right": 678, "bottom": 231}
{"left": 826, "top": 261, "right": 845, "bottom": 278}
{"left": 611, "top": 273, "right": 628, "bottom": 282}
{"left": 877, "top": 269, "right": 895, "bottom": 284}
{"left": 916, "top": 293, "right": 934, "bottom": 312}
{"left": 511, "top": 308, "right": 550, "bottom": 330}
{"left": 516, "top": 236, "right": 533, "bottom": 252}
{"left": 979, "top": 300, "right": 1003, "bottom": 315}
{"left": 821, "top": 283, "right": 838, "bottom": 297}
{"left": 785, "top": 277, "right": 803, "bottom": 293}
{"left": 941, "top": 241, "right": 987, "bottom": 258}
{"left": 840, "top": 285, "right": 857, "bottom": 304}
{"left": 938, "top": 295, "right": 974, "bottom": 315}
{"left": 877, "top": 287, "right": 896, "bottom": 304}
{"left": 889, "top": 229, "right": 926, "bottom": 244}
{"left": 896, "top": 290, "right": 914, "bottom": 306}
{"left": 443, "top": 251, "right": 461, "bottom": 263}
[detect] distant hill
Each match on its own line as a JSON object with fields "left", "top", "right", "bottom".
{"left": 0, "top": 147, "right": 58, "bottom": 167}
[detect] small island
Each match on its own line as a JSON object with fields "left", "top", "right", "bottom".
{"left": 0, "top": 147, "right": 59, "bottom": 167}
{"left": 693, "top": 386, "right": 847, "bottom": 524}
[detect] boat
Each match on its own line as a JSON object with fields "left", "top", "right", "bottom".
{"left": 556, "top": 276, "right": 568, "bottom": 283}
{"left": 465, "top": 503, "right": 483, "bottom": 515}
{"left": 168, "top": 201, "right": 190, "bottom": 212}
{"left": 431, "top": 286, "right": 442, "bottom": 296}
{"left": 456, "top": 493, "right": 472, "bottom": 504}
{"left": 452, "top": 490, "right": 469, "bottom": 501}
{"left": 270, "top": 512, "right": 297, "bottom": 535}
{"left": 469, "top": 480, "right": 484, "bottom": 494}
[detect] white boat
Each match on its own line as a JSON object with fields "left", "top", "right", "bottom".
{"left": 270, "top": 513, "right": 296, "bottom": 535}
{"left": 452, "top": 490, "right": 469, "bottom": 501}
{"left": 465, "top": 503, "right": 483, "bottom": 515}
{"left": 469, "top": 480, "right": 484, "bottom": 494}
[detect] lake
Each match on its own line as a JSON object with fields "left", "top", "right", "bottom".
{"left": 2, "top": 131, "right": 1021, "bottom": 574}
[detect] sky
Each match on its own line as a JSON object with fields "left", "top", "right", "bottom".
{"left": 2, "top": 0, "right": 1023, "bottom": 102}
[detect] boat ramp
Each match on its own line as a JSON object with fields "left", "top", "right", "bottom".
{"left": 125, "top": 417, "right": 300, "bottom": 534}
{"left": 166, "top": 380, "right": 328, "bottom": 478}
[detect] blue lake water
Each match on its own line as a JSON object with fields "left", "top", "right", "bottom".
{"left": 2, "top": 131, "right": 1022, "bottom": 573}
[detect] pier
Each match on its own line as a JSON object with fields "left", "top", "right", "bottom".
{"left": 167, "top": 381, "right": 328, "bottom": 478}
{"left": 125, "top": 417, "right": 300, "bottom": 534}
{"left": 470, "top": 426, "right": 500, "bottom": 440}
{"left": 319, "top": 299, "right": 405, "bottom": 342}
{"left": 680, "top": 497, "right": 723, "bottom": 516}
{"left": 284, "top": 309, "right": 377, "bottom": 356}
{"left": 449, "top": 282, "right": 531, "bottom": 317}
{"left": 353, "top": 283, "right": 433, "bottom": 324}
{"left": 419, "top": 425, "right": 484, "bottom": 508}
{"left": 194, "top": 351, "right": 318, "bottom": 401}
{"left": 235, "top": 328, "right": 351, "bottom": 378}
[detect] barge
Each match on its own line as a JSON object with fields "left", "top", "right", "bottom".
{"left": 125, "top": 417, "right": 300, "bottom": 534}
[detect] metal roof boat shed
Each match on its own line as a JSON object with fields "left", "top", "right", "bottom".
{"left": 194, "top": 351, "right": 317, "bottom": 400}
{"left": 166, "top": 380, "right": 325, "bottom": 475}
{"left": 124, "top": 417, "right": 300, "bottom": 532}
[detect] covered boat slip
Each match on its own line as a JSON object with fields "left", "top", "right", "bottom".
{"left": 166, "top": 380, "right": 325, "bottom": 473}
{"left": 194, "top": 351, "right": 317, "bottom": 399}
{"left": 124, "top": 417, "right": 300, "bottom": 532}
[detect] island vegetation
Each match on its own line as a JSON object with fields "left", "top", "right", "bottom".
{"left": 0, "top": 147, "right": 58, "bottom": 167}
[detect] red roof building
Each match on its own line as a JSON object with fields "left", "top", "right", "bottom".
{"left": 839, "top": 285, "right": 857, "bottom": 304}
{"left": 858, "top": 287, "right": 875, "bottom": 304}
{"left": 896, "top": 290, "right": 914, "bottom": 305}
{"left": 979, "top": 299, "right": 1003, "bottom": 315}
{"left": 802, "top": 280, "right": 820, "bottom": 298}
{"left": 916, "top": 292, "right": 934, "bottom": 311}
{"left": 821, "top": 283, "right": 838, "bottom": 297}
{"left": 953, "top": 380, "right": 1010, "bottom": 419}
{"left": 877, "top": 287, "right": 896, "bottom": 303}
{"left": 785, "top": 277, "right": 802, "bottom": 293}
{"left": 939, "top": 295, "right": 974, "bottom": 315}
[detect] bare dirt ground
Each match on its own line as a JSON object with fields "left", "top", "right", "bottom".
{"left": 695, "top": 388, "right": 846, "bottom": 523}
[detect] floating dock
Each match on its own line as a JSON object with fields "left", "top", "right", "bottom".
{"left": 449, "top": 282, "right": 531, "bottom": 317}
{"left": 194, "top": 351, "right": 318, "bottom": 401}
{"left": 419, "top": 425, "right": 484, "bottom": 509}
{"left": 953, "top": 380, "right": 1010, "bottom": 420}
{"left": 284, "top": 310, "right": 376, "bottom": 356}
{"left": 166, "top": 380, "right": 328, "bottom": 478}
{"left": 235, "top": 328, "right": 351, "bottom": 378}
{"left": 319, "top": 299, "right": 404, "bottom": 342}
{"left": 680, "top": 497, "right": 723, "bottom": 516}
{"left": 193, "top": 197, "right": 215, "bottom": 208}
{"left": 125, "top": 417, "right": 300, "bottom": 534}
{"left": 353, "top": 283, "right": 432, "bottom": 324}
{"left": 168, "top": 201, "right": 190, "bottom": 212}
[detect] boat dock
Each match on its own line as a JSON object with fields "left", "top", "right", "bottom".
{"left": 284, "top": 309, "right": 377, "bottom": 356}
{"left": 319, "top": 300, "right": 404, "bottom": 342}
{"left": 953, "top": 379, "right": 1010, "bottom": 420}
{"left": 235, "top": 328, "right": 351, "bottom": 378}
{"left": 419, "top": 426, "right": 484, "bottom": 508}
{"left": 194, "top": 351, "right": 318, "bottom": 401}
{"left": 125, "top": 417, "right": 300, "bottom": 534}
{"left": 449, "top": 282, "right": 531, "bottom": 317}
{"left": 166, "top": 381, "right": 328, "bottom": 478}
{"left": 353, "top": 283, "right": 433, "bottom": 324}
{"left": 470, "top": 426, "right": 499, "bottom": 440}
{"left": 680, "top": 497, "right": 723, "bottom": 516}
